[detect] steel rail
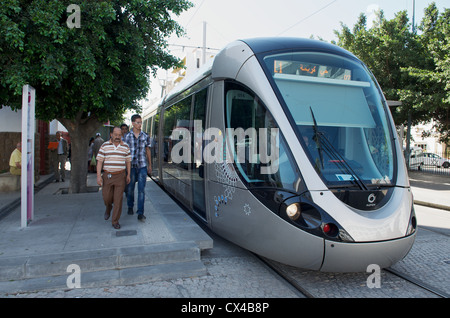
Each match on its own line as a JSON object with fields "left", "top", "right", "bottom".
{"left": 384, "top": 267, "right": 449, "bottom": 298}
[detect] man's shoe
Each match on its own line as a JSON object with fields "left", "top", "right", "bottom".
{"left": 104, "top": 206, "right": 112, "bottom": 220}
{"left": 112, "top": 223, "right": 121, "bottom": 229}
{"left": 128, "top": 208, "right": 134, "bottom": 215}
{"left": 137, "top": 214, "right": 146, "bottom": 222}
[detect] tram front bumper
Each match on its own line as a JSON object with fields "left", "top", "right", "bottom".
{"left": 320, "top": 233, "right": 416, "bottom": 272}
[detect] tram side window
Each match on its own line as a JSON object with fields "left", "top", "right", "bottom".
{"left": 150, "top": 113, "right": 160, "bottom": 178}
{"left": 192, "top": 88, "right": 207, "bottom": 169}
{"left": 162, "top": 97, "right": 192, "bottom": 169}
{"left": 225, "top": 82, "right": 301, "bottom": 192}
{"left": 142, "top": 118, "right": 149, "bottom": 134}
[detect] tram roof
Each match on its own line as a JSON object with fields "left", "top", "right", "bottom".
{"left": 241, "top": 37, "right": 356, "bottom": 57}
{"left": 160, "top": 37, "right": 356, "bottom": 106}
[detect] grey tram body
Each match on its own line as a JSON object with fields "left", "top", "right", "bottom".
{"left": 143, "top": 38, "right": 416, "bottom": 272}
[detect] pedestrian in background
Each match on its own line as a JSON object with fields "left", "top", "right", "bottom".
{"left": 120, "top": 124, "right": 129, "bottom": 141}
{"left": 9, "top": 142, "right": 22, "bottom": 175}
{"left": 96, "top": 127, "right": 131, "bottom": 229}
{"left": 124, "top": 114, "right": 152, "bottom": 222}
{"left": 88, "top": 137, "right": 95, "bottom": 173}
{"left": 50, "top": 131, "right": 68, "bottom": 182}
{"left": 92, "top": 133, "right": 105, "bottom": 173}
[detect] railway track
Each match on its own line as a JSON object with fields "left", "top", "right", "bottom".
{"left": 256, "top": 222, "right": 449, "bottom": 298}
{"left": 384, "top": 267, "right": 449, "bottom": 298}
{"left": 259, "top": 255, "right": 449, "bottom": 298}
{"left": 256, "top": 255, "right": 316, "bottom": 298}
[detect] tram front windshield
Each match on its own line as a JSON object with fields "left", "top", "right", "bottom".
{"left": 263, "top": 52, "right": 395, "bottom": 188}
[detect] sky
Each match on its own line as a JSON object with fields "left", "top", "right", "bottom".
{"left": 146, "top": 0, "right": 448, "bottom": 103}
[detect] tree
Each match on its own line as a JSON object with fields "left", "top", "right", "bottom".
{"left": 334, "top": 3, "right": 450, "bottom": 146}
{"left": 334, "top": 10, "right": 418, "bottom": 119}
{"left": 0, "top": 0, "right": 193, "bottom": 192}
{"left": 406, "top": 4, "right": 450, "bottom": 145}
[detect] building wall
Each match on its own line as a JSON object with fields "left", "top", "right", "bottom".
{"left": 0, "top": 107, "right": 22, "bottom": 132}
{"left": 410, "top": 121, "right": 446, "bottom": 155}
{"left": 0, "top": 107, "right": 48, "bottom": 175}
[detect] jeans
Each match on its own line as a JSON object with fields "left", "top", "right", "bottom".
{"left": 127, "top": 167, "right": 147, "bottom": 215}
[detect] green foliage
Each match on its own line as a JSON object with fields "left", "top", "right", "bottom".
{"left": 1, "top": 0, "right": 193, "bottom": 192}
{"left": 0, "top": 0, "right": 193, "bottom": 123}
{"left": 334, "top": 2, "right": 450, "bottom": 144}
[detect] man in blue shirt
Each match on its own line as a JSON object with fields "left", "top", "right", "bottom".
{"left": 124, "top": 114, "right": 152, "bottom": 222}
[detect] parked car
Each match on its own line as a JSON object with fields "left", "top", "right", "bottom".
{"left": 404, "top": 146, "right": 424, "bottom": 170}
{"left": 423, "top": 152, "right": 450, "bottom": 168}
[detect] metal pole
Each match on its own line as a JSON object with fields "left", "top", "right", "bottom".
{"left": 21, "top": 85, "right": 35, "bottom": 228}
{"left": 405, "top": 0, "right": 415, "bottom": 168}
{"left": 406, "top": 110, "right": 412, "bottom": 169}
{"left": 202, "top": 21, "right": 207, "bottom": 65}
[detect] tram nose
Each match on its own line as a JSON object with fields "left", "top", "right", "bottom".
{"left": 320, "top": 233, "right": 416, "bottom": 272}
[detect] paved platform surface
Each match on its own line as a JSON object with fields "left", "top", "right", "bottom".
{"left": 0, "top": 172, "right": 212, "bottom": 293}
{"left": 408, "top": 170, "right": 450, "bottom": 211}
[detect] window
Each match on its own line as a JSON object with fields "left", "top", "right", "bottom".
{"left": 225, "top": 81, "right": 301, "bottom": 192}
{"left": 263, "top": 52, "right": 395, "bottom": 187}
{"left": 149, "top": 112, "right": 160, "bottom": 178}
{"left": 192, "top": 88, "right": 208, "bottom": 217}
{"left": 162, "top": 96, "right": 192, "bottom": 171}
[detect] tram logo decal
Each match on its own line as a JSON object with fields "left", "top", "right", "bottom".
{"left": 367, "top": 193, "right": 376, "bottom": 207}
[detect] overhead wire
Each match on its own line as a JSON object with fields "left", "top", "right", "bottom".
{"left": 184, "top": 0, "right": 206, "bottom": 28}
{"left": 168, "top": 0, "right": 208, "bottom": 51}
{"left": 276, "top": 0, "right": 338, "bottom": 36}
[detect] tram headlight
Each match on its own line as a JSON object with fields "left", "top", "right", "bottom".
{"left": 281, "top": 194, "right": 354, "bottom": 242}
{"left": 286, "top": 203, "right": 301, "bottom": 220}
{"left": 282, "top": 199, "right": 322, "bottom": 228}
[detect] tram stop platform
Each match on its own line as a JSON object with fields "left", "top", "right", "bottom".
{"left": 408, "top": 170, "right": 450, "bottom": 212}
{"left": 0, "top": 172, "right": 212, "bottom": 294}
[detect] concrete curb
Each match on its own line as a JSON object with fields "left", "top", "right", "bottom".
{"left": 414, "top": 200, "right": 450, "bottom": 212}
{"left": 0, "top": 241, "right": 207, "bottom": 294}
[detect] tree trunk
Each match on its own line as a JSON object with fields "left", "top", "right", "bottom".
{"left": 59, "top": 112, "right": 103, "bottom": 193}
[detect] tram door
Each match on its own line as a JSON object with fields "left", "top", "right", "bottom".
{"left": 191, "top": 88, "right": 208, "bottom": 219}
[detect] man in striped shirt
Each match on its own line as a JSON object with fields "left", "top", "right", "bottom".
{"left": 96, "top": 127, "right": 131, "bottom": 229}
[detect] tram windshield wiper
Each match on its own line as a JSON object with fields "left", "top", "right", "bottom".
{"left": 309, "top": 107, "right": 368, "bottom": 191}
{"left": 310, "top": 107, "right": 325, "bottom": 170}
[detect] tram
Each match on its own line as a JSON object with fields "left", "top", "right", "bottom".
{"left": 142, "top": 38, "right": 416, "bottom": 272}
